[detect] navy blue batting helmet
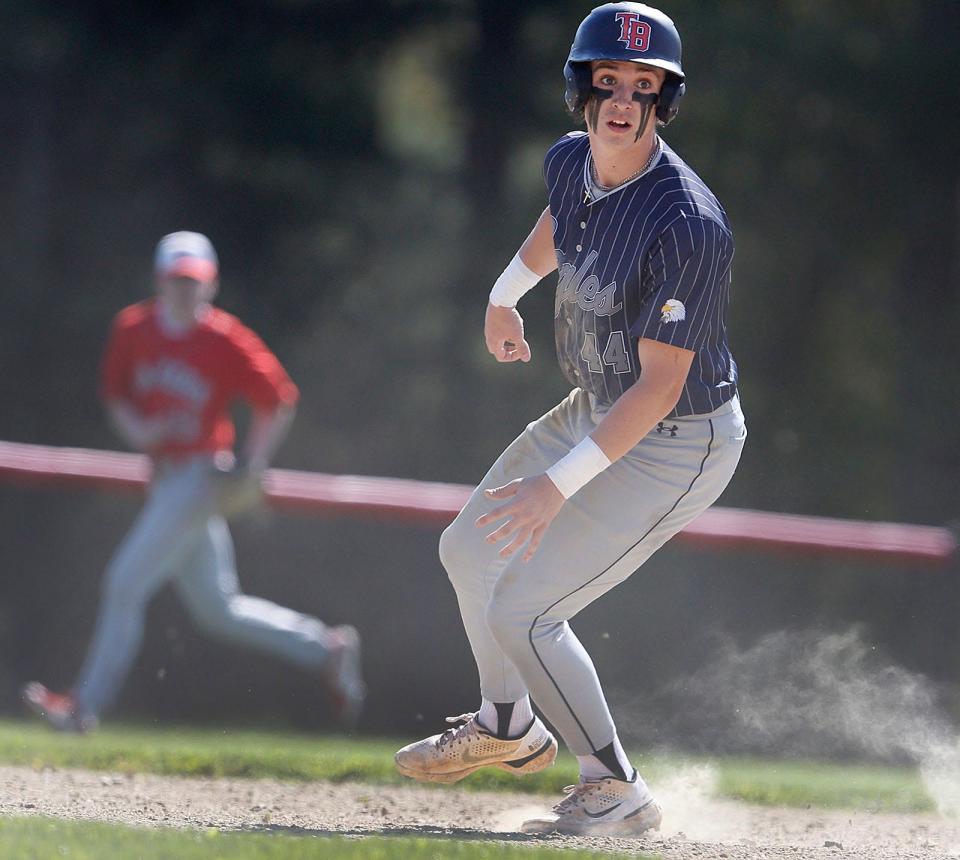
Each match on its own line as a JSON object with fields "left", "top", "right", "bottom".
{"left": 564, "top": 3, "right": 686, "bottom": 124}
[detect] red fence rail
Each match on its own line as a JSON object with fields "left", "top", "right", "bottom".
{"left": 0, "top": 440, "right": 954, "bottom": 569}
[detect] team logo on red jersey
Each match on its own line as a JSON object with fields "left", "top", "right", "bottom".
{"left": 615, "top": 12, "right": 652, "bottom": 52}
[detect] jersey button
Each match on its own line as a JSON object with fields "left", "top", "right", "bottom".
{"left": 580, "top": 221, "right": 586, "bottom": 229}
{"left": 575, "top": 244, "right": 582, "bottom": 252}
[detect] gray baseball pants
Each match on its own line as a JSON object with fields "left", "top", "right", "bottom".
{"left": 73, "top": 457, "right": 335, "bottom": 717}
{"left": 440, "top": 387, "right": 745, "bottom": 755}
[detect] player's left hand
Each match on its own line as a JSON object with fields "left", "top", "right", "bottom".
{"left": 475, "top": 474, "right": 564, "bottom": 562}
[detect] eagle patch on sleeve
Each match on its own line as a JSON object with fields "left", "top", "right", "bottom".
{"left": 660, "top": 298, "right": 686, "bottom": 323}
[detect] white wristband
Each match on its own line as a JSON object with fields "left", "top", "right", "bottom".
{"left": 545, "top": 437, "right": 612, "bottom": 499}
{"left": 489, "top": 253, "right": 542, "bottom": 308}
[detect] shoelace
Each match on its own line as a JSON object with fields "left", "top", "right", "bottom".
{"left": 436, "top": 713, "right": 480, "bottom": 750}
{"left": 553, "top": 780, "right": 603, "bottom": 814}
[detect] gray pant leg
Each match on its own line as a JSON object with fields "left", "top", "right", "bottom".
{"left": 173, "top": 516, "right": 333, "bottom": 669}
{"left": 440, "top": 393, "right": 582, "bottom": 703}
{"left": 73, "top": 465, "right": 210, "bottom": 716}
{"left": 448, "top": 389, "right": 746, "bottom": 755}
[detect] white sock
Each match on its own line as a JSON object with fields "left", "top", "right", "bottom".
{"left": 477, "top": 696, "right": 534, "bottom": 738}
{"left": 507, "top": 696, "right": 534, "bottom": 736}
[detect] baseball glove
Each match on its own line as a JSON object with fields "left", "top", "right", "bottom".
{"left": 210, "top": 463, "right": 264, "bottom": 518}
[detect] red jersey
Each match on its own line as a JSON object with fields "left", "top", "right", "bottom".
{"left": 101, "top": 300, "right": 299, "bottom": 459}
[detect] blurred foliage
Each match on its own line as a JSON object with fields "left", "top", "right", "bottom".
{"left": 0, "top": 1, "right": 958, "bottom": 728}
{"left": 1, "top": 0, "right": 956, "bottom": 518}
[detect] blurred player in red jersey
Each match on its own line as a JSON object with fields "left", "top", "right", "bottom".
{"left": 22, "top": 231, "right": 365, "bottom": 730}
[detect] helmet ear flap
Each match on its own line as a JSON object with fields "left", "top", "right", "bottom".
{"left": 655, "top": 75, "right": 685, "bottom": 124}
{"left": 564, "top": 61, "right": 593, "bottom": 113}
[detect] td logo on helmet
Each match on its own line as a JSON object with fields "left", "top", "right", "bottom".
{"left": 615, "top": 12, "right": 652, "bottom": 51}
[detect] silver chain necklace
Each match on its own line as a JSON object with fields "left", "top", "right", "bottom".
{"left": 590, "top": 139, "right": 661, "bottom": 192}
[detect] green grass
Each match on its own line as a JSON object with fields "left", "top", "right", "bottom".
{"left": 0, "top": 719, "right": 934, "bottom": 813}
{"left": 716, "top": 756, "right": 933, "bottom": 812}
{"left": 0, "top": 817, "right": 630, "bottom": 860}
{"left": 0, "top": 720, "right": 574, "bottom": 791}
{"left": 0, "top": 720, "right": 382, "bottom": 783}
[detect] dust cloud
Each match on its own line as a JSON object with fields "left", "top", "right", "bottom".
{"left": 619, "top": 628, "right": 959, "bottom": 817}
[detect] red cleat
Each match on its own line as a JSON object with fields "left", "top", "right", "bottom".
{"left": 21, "top": 682, "right": 97, "bottom": 733}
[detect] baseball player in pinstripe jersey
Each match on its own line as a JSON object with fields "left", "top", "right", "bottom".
{"left": 396, "top": 2, "right": 745, "bottom": 835}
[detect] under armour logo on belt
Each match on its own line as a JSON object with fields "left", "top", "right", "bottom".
{"left": 656, "top": 422, "right": 678, "bottom": 437}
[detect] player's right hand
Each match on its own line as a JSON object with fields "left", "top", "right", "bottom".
{"left": 138, "top": 412, "right": 198, "bottom": 448}
{"left": 162, "top": 412, "right": 201, "bottom": 442}
{"left": 485, "top": 303, "right": 531, "bottom": 363}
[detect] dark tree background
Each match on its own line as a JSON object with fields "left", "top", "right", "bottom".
{"left": 0, "top": 1, "right": 957, "bottom": 748}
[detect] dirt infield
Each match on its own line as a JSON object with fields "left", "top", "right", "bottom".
{"left": 1, "top": 764, "right": 958, "bottom": 859}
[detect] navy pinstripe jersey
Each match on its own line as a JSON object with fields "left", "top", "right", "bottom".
{"left": 545, "top": 132, "right": 738, "bottom": 418}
